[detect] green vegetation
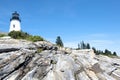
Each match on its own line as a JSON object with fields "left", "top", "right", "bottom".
{"left": 56, "top": 36, "right": 64, "bottom": 47}
{"left": 113, "top": 52, "right": 117, "bottom": 56}
{"left": 0, "top": 34, "right": 6, "bottom": 37}
{"left": 77, "top": 41, "right": 118, "bottom": 57}
{"left": 8, "top": 31, "right": 44, "bottom": 42}
{"left": 50, "top": 60, "right": 57, "bottom": 64}
{"left": 26, "top": 35, "right": 44, "bottom": 42}
{"left": 77, "top": 41, "right": 91, "bottom": 49}
{"left": 8, "top": 31, "right": 29, "bottom": 39}
{"left": 36, "top": 48, "right": 43, "bottom": 53}
{"left": 92, "top": 47, "right": 118, "bottom": 57}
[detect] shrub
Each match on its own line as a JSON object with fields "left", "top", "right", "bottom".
{"left": 0, "top": 34, "right": 6, "bottom": 37}
{"left": 36, "top": 48, "right": 43, "bottom": 53}
{"left": 113, "top": 52, "right": 117, "bottom": 56}
{"left": 8, "top": 31, "right": 44, "bottom": 42}
{"left": 8, "top": 31, "right": 29, "bottom": 39}
{"left": 26, "top": 35, "right": 44, "bottom": 42}
{"left": 50, "top": 60, "right": 57, "bottom": 64}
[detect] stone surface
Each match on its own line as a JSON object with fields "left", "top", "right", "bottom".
{"left": 0, "top": 38, "right": 120, "bottom": 80}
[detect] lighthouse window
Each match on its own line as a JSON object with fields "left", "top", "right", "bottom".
{"left": 13, "top": 25, "right": 15, "bottom": 28}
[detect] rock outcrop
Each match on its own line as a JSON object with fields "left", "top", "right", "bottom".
{"left": 0, "top": 38, "right": 120, "bottom": 80}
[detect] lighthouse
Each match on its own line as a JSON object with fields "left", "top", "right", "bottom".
{"left": 9, "top": 11, "right": 21, "bottom": 32}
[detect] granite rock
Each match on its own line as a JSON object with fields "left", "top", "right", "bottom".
{"left": 0, "top": 38, "right": 120, "bottom": 80}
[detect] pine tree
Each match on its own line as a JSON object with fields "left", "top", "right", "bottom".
{"left": 92, "top": 47, "right": 97, "bottom": 54}
{"left": 113, "top": 52, "right": 117, "bottom": 56}
{"left": 56, "top": 36, "right": 64, "bottom": 47}
{"left": 81, "top": 41, "right": 86, "bottom": 49}
{"left": 78, "top": 43, "right": 80, "bottom": 49}
{"left": 86, "top": 43, "right": 90, "bottom": 49}
{"left": 104, "top": 49, "right": 112, "bottom": 55}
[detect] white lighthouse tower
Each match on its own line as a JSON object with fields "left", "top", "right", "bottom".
{"left": 9, "top": 11, "right": 21, "bottom": 32}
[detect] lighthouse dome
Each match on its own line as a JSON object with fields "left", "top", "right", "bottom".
{"left": 9, "top": 11, "right": 21, "bottom": 32}
{"left": 10, "top": 11, "right": 21, "bottom": 22}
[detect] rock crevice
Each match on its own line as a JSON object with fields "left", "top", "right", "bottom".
{"left": 0, "top": 38, "right": 120, "bottom": 80}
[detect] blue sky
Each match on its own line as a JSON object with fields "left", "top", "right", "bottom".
{"left": 0, "top": 0, "right": 120, "bottom": 55}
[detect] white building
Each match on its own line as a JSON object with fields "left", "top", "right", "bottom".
{"left": 9, "top": 11, "right": 21, "bottom": 32}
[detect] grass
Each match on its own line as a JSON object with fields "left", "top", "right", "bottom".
{"left": 36, "top": 48, "right": 43, "bottom": 53}
{"left": 8, "top": 31, "right": 44, "bottom": 42}
{"left": 0, "top": 34, "right": 6, "bottom": 37}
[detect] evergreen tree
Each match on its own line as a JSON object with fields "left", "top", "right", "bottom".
{"left": 113, "top": 52, "right": 117, "bottom": 56}
{"left": 80, "top": 41, "right": 91, "bottom": 49}
{"left": 92, "top": 47, "right": 117, "bottom": 57}
{"left": 78, "top": 43, "right": 80, "bottom": 49}
{"left": 104, "top": 49, "right": 112, "bottom": 55}
{"left": 56, "top": 36, "right": 64, "bottom": 47}
{"left": 86, "top": 43, "right": 90, "bottom": 49}
{"left": 80, "top": 41, "right": 83, "bottom": 49}
{"left": 83, "top": 42, "right": 86, "bottom": 49}
{"left": 92, "top": 47, "right": 97, "bottom": 54}
{"left": 81, "top": 41, "right": 86, "bottom": 49}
